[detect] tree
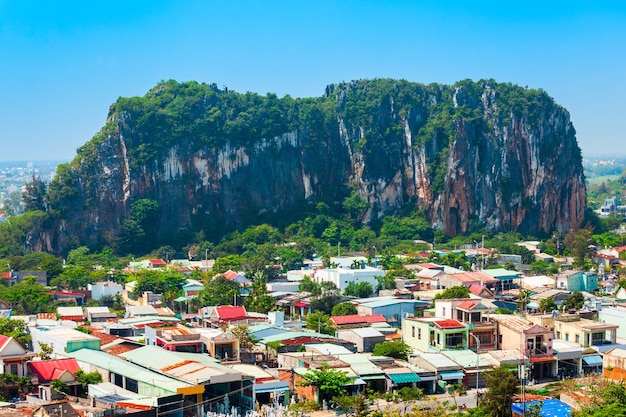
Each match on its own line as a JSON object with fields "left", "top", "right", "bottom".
{"left": 22, "top": 175, "right": 47, "bottom": 212}
{"left": 51, "top": 379, "right": 69, "bottom": 394}
{"left": 562, "top": 291, "right": 585, "bottom": 311}
{"left": 564, "top": 227, "right": 595, "bottom": 269}
{"left": 333, "top": 394, "right": 370, "bottom": 417}
{"left": 434, "top": 285, "right": 470, "bottom": 301}
{"left": 38, "top": 342, "right": 54, "bottom": 360}
{"left": 517, "top": 289, "right": 532, "bottom": 314}
{"left": 331, "top": 302, "right": 357, "bottom": 316}
{"left": 343, "top": 281, "right": 373, "bottom": 298}
{"left": 306, "top": 311, "right": 334, "bottom": 335}
{"left": 50, "top": 265, "right": 92, "bottom": 290}
{"left": 376, "top": 273, "right": 398, "bottom": 291}
{"left": 0, "top": 318, "right": 31, "bottom": 348}
{"left": 482, "top": 365, "right": 519, "bottom": 417}
{"left": 539, "top": 297, "right": 558, "bottom": 313}
{"left": 230, "top": 325, "right": 257, "bottom": 350}
{"left": 299, "top": 363, "right": 352, "bottom": 403}
{"left": 372, "top": 340, "right": 411, "bottom": 360}
{"left": 298, "top": 275, "right": 321, "bottom": 295}
{"left": 243, "top": 276, "right": 275, "bottom": 314}
{"left": 196, "top": 275, "right": 240, "bottom": 306}
{"left": 75, "top": 369, "right": 103, "bottom": 389}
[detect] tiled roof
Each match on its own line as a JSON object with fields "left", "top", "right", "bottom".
{"left": 215, "top": 305, "right": 248, "bottom": 320}
{"left": 331, "top": 314, "right": 387, "bottom": 325}
{"left": 90, "top": 331, "right": 120, "bottom": 346}
{"left": 433, "top": 319, "right": 465, "bottom": 329}
{"left": 457, "top": 300, "right": 476, "bottom": 310}
{"left": 28, "top": 358, "right": 80, "bottom": 381}
{"left": 149, "top": 259, "right": 166, "bottom": 265}
{"left": 222, "top": 270, "right": 239, "bottom": 280}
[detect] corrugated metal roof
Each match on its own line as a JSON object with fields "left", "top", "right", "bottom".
{"left": 67, "top": 348, "right": 191, "bottom": 393}
{"left": 416, "top": 352, "right": 462, "bottom": 370}
{"left": 260, "top": 331, "right": 333, "bottom": 344}
{"left": 442, "top": 350, "right": 492, "bottom": 368}
{"left": 336, "top": 353, "right": 384, "bottom": 376}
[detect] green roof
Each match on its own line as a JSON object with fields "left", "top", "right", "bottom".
{"left": 67, "top": 349, "right": 191, "bottom": 394}
{"left": 260, "top": 331, "right": 334, "bottom": 344}
{"left": 482, "top": 268, "right": 521, "bottom": 279}
{"left": 388, "top": 372, "right": 421, "bottom": 384}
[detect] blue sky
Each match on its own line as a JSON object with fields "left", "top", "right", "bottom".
{"left": 1, "top": 1, "right": 625, "bottom": 161}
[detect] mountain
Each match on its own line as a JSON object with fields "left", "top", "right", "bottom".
{"left": 42, "top": 78, "right": 586, "bottom": 253}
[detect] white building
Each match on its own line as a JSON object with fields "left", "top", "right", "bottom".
{"left": 314, "top": 266, "right": 384, "bottom": 294}
{"left": 88, "top": 281, "right": 123, "bottom": 301}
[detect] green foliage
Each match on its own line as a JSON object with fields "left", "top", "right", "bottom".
{"left": 37, "top": 342, "right": 54, "bottom": 360}
{"left": 243, "top": 276, "right": 275, "bottom": 314}
{"left": 196, "top": 275, "right": 240, "bottom": 307}
{"left": 564, "top": 227, "right": 595, "bottom": 269}
{"left": 299, "top": 363, "right": 352, "bottom": 402}
{"left": 494, "top": 307, "right": 514, "bottom": 314}
{"left": 0, "top": 318, "right": 31, "bottom": 349}
{"left": 50, "top": 265, "right": 92, "bottom": 290}
{"left": 212, "top": 254, "right": 244, "bottom": 274}
{"left": 539, "top": 297, "right": 558, "bottom": 313}
{"left": 0, "top": 277, "right": 52, "bottom": 315}
{"left": 574, "top": 380, "right": 626, "bottom": 417}
{"left": 372, "top": 340, "right": 411, "bottom": 360}
{"left": 51, "top": 379, "right": 69, "bottom": 394}
{"left": 529, "top": 260, "right": 560, "bottom": 275}
{"left": 562, "top": 291, "right": 585, "bottom": 311}
{"left": 376, "top": 273, "right": 399, "bottom": 291}
{"left": 22, "top": 175, "right": 47, "bottom": 212}
{"left": 75, "top": 369, "right": 103, "bottom": 388}
{"left": 305, "top": 311, "right": 334, "bottom": 335}
{"left": 434, "top": 285, "right": 471, "bottom": 301}
{"left": 331, "top": 302, "right": 357, "bottom": 316}
{"left": 298, "top": 275, "right": 321, "bottom": 295}
{"left": 332, "top": 394, "right": 370, "bottom": 417}
{"left": 482, "top": 365, "right": 519, "bottom": 417}
{"left": 343, "top": 281, "right": 373, "bottom": 298}
{"left": 230, "top": 325, "right": 257, "bottom": 350}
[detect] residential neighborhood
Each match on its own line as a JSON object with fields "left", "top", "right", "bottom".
{"left": 0, "top": 242, "right": 626, "bottom": 417}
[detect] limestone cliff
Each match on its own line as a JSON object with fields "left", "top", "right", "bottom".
{"left": 44, "top": 78, "right": 586, "bottom": 252}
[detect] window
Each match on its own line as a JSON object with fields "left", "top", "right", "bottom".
{"left": 418, "top": 328, "right": 422, "bottom": 340}
{"left": 556, "top": 331, "right": 561, "bottom": 339}
{"left": 412, "top": 326, "right": 415, "bottom": 338}
{"left": 575, "top": 334, "right": 580, "bottom": 343}
{"left": 10, "top": 364, "right": 18, "bottom": 375}
{"left": 565, "top": 333, "right": 569, "bottom": 341}
{"left": 442, "top": 307, "right": 446, "bottom": 316}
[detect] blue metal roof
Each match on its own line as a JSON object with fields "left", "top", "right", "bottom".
{"left": 582, "top": 355, "right": 603, "bottom": 367}
{"left": 511, "top": 399, "right": 571, "bottom": 417}
{"left": 439, "top": 371, "right": 465, "bottom": 380}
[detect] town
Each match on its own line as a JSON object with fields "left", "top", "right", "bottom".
{"left": 0, "top": 239, "right": 625, "bottom": 417}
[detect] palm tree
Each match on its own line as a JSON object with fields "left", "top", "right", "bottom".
{"left": 517, "top": 289, "right": 532, "bottom": 315}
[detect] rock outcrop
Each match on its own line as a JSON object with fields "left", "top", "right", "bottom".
{"left": 43, "top": 78, "right": 586, "bottom": 252}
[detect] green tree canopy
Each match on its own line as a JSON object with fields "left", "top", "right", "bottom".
{"left": 343, "top": 281, "right": 373, "bottom": 298}
{"left": 372, "top": 340, "right": 411, "bottom": 360}
{"left": 482, "top": 365, "right": 519, "bottom": 417}
{"left": 434, "top": 285, "right": 470, "bottom": 301}
{"left": 299, "top": 363, "right": 352, "bottom": 403}
{"left": 196, "top": 275, "right": 240, "bottom": 306}
{"left": 331, "top": 302, "right": 357, "bottom": 316}
{"left": 22, "top": 175, "right": 47, "bottom": 212}
{"left": 0, "top": 318, "right": 31, "bottom": 349}
{"left": 305, "top": 311, "right": 334, "bottom": 335}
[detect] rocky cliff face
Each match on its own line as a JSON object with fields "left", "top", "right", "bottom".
{"left": 44, "top": 79, "right": 586, "bottom": 252}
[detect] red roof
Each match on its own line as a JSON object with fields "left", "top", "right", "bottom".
{"left": 293, "top": 302, "right": 309, "bottom": 307}
{"left": 215, "top": 305, "right": 248, "bottom": 320}
{"left": 149, "top": 259, "right": 166, "bottom": 265}
{"left": 222, "top": 270, "right": 239, "bottom": 280}
{"left": 0, "top": 334, "right": 10, "bottom": 350}
{"left": 28, "top": 358, "right": 80, "bottom": 382}
{"left": 417, "top": 263, "right": 443, "bottom": 270}
{"left": 330, "top": 314, "right": 387, "bottom": 326}
{"left": 434, "top": 319, "right": 465, "bottom": 329}
{"left": 1, "top": 272, "right": 9, "bottom": 279}
{"left": 457, "top": 300, "right": 476, "bottom": 310}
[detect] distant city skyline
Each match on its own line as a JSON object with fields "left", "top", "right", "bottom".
{"left": 1, "top": 1, "right": 625, "bottom": 161}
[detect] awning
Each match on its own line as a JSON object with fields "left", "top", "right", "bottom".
{"left": 416, "top": 375, "right": 438, "bottom": 382}
{"left": 388, "top": 372, "right": 421, "bottom": 384}
{"left": 582, "top": 355, "right": 603, "bottom": 367}
{"left": 254, "top": 381, "right": 290, "bottom": 394}
{"left": 293, "top": 302, "right": 309, "bottom": 307}
{"left": 439, "top": 371, "right": 465, "bottom": 380}
{"left": 530, "top": 356, "right": 556, "bottom": 363}
{"left": 359, "top": 374, "right": 386, "bottom": 380}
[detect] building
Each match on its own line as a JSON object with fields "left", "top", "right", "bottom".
{"left": 551, "top": 315, "right": 617, "bottom": 347}
{"left": 330, "top": 314, "right": 387, "bottom": 330}
{"left": 336, "top": 327, "right": 385, "bottom": 353}
{"left": 555, "top": 271, "right": 598, "bottom": 292}
{"left": 481, "top": 269, "right": 522, "bottom": 292}
{"left": 0, "top": 335, "right": 34, "bottom": 377}
{"left": 314, "top": 266, "right": 384, "bottom": 295}
{"left": 144, "top": 325, "right": 204, "bottom": 353}
{"left": 402, "top": 317, "right": 468, "bottom": 352}
{"left": 433, "top": 299, "right": 496, "bottom": 350}
{"left": 88, "top": 281, "right": 123, "bottom": 301}
{"left": 354, "top": 296, "right": 429, "bottom": 326}
{"left": 30, "top": 325, "right": 101, "bottom": 357}
{"left": 490, "top": 314, "right": 555, "bottom": 380}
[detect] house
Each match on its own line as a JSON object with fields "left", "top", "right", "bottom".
{"left": 481, "top": 268, "right": 522, "bottom": 292}
{"left": 126, "top": 304, "right": 158, "bottom": 317}
{"left": 221, "top": 269, "right": 252, "bottom": 285}
{"left": 190, "top": 328, "right": 240, "bottom": 361}
{"left": 551, "top": 339, "right": 583, "bottom": 378}
{"left": 0, "top": 335, "right": 35, "bottom": 377}
{"left": 47, "top": 290, "right": 88, "bottom": 306}
{"left": 88, "top": 281, "right": 123, "bottom": 301}
{"left": 489, "top": 314, "right": 556, "bottom": 380}
{"left": 144, "top": 325, "right": 204, "bottom": 353}
{"left": 555, "top": 271, "right": 598, "bottom": 292}
{"left": 0, "top": 300, "right": 12, "bottom": 318}
{"left": 598, "top": 306, "right": 626, "bottom": 340}
{"left": 2, "top": 270, "right": 47, "bottom": 286}
{"left": 147, "top": 259, "right": 167, "bottom": 268}
{"left": 433, "top": 298, "right": 496, "bottom": 350}
{"left": 414, "top": 352, "right": 465, "bottom": 391}
{"left": 30, "top": 326, "right": 101, "bottom": 357}
{"left": 314, "top": 266, "right": 384, "bottom": 295}
{"left": 593, "top": 253, "right": 620, "bottom": 269}
{"left": 84, "top": 306, "right": 118, "bottom": 323}
{"left": 28, "top": 358, "right": 81, "bottom": 399}
{"left": 442, "top": 349, "right": 493, "bottom": 388}
{"left": 33, "top": 402, "right": 81, "bottom": 417}
{"left": 330, "top": 314, "right": 387, "bottom": 330}
{"left": 182, "top": 279, "right": 204, "bottom": 297}
{"left": 438, "top": 271, "right": 500, "bottom": 294}
{"left": 336, "top": 327, "right": 385, "bottom": 353}
{"left": 57, "top": 306, "right": 85, "bottom": 321}
{"left": 520, "top": 275, "right": 556, "bottom": 290}
{"left": 354, "top": 296, "right": 429, "bottom": 326}
{"left": 402, "top": 317, "right": 468, "bottom": 352}
{"left": 551, "top": 314, "right": 618, "bottom": 347}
